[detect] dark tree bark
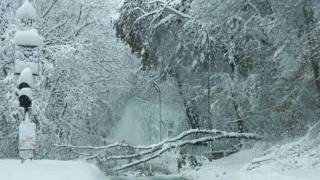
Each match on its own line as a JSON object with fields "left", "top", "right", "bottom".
{"left": 175, "top": 72, "right": 200, "bottom": 129}
{"left": 303, "top": 1, "right": 320, "bottom": 105}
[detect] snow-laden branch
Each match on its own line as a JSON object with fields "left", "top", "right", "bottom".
{"left": 132, "top": 0, "right": 191, "bottom": 23}
{"left": 112, "top": 132, "right": 260, "bottom": 171}
{"left": 154, "top": 14, "right": 176, "bottom": 28}
{"left": 164, "top": 5, "right": 191, "bottom": 19}
{"left": 134, "top": 10, "right": 160, "bottom": 24}
{"left": 54, "top": 129, "right": 256, "bottom": 150}
{"left": 54, "top": 141, "right": 137, "bottom": 150}
{"left": 142, "top": 0, "right": 167, "bottom": 4}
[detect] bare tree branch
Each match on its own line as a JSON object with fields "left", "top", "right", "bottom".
{"left": 41, "top": 0, "right": 58, "bottom": 18}
{"left": 43, "top": 16, "right": 72, "bottom": 38}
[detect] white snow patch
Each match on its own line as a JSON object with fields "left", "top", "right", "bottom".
{"left": 16, "top": 0, "right": 37, "bottom": 20}
{"left": 19, "top": 123, "right": 36, "bottom": 150}
{"left": 192, "top": 60, "right": 198, "bottom": 69}
{"left": 210, "top": 99, "right": 220, "bottom": 110}
{"left": 19, "top": 88, "right": 32, "bottom": 100}
{"left": 15, "top": 60, "right": 39, "bottom": 76}
{"left": 14, "top": 29, "right": 40, "bottom": 46}
{"left": 274, "top": 44, "right": 286, "bottom": 59}
{"left": 0, "top": 160, "right": 106, "bottom": 180}
{"left": 110, "top": 11, "right": 120, "bottom": 22}
{"left": 17, "top": 67, "right": 34, "bottom": 87}
{"left": 169, "top": 0, "right": 182, "bottom": 8}
{"left": 154, "top": 14, "right": 175, "bottom": 28}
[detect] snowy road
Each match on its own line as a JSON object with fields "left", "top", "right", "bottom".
{"left": 0, "top": 160, "right": 187, "bottom": 180}
{"left": 108, "top": 176, "right": 186, "bottom": 180}
{"left": 0, "top": 160, "right": 106, "bottom": 180}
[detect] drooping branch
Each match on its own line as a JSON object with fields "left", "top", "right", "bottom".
{"left": 142, "top": 0, "right": 191, "bottom": 19}
{"left": 129, "top": 0, "right": 191, "bottom": 25}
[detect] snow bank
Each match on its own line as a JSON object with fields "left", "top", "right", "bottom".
{"left": 0, "top": 160, "right": 107, "bottom": 180}
{"left": 14, "top": 30, "right": 40, "bottom": 46}
{"left": 179, "top": 141, "right": 320, "bottom": 180}
{"left": 16, "top": 0, "right": 37, "bottom": 20}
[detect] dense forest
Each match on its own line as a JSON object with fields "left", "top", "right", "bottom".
{"left": 1, "top": 0, "right": 320, "bottom": 178}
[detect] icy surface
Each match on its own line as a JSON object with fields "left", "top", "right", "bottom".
{"left": 14, "top": 30, "right": 40, "bottom": 46}
{"left": 17, "top": 67, "right": 34, "bottom": 87}
{"left": 0, "top": 160, "right": 107, "bottom": 180}
{"left": 16, "top": 0, "right": 37, "bottom": 20}
{"left": 19, "top": 123, "right": 36, "bottom": 150}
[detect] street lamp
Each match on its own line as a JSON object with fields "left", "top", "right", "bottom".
{"left": 152, "top": 82, "right": 162, "bottom": 142}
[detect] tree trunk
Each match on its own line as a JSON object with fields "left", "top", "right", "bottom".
{"left": 303, "top": 1, "right": 320, "bottom": 105}
{"left": 175, "top": 72, "right": 200, "bottom": 129}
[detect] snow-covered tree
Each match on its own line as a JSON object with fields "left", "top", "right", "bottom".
{"left": 115, "top": 0, "right": 320, "bottom": 142}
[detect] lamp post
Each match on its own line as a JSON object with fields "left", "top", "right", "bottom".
{"left": 14, "top": 0, "right": 40, "bottom": 162}
{"left": 152, "top": 82, "right": 162, "bottom": 142}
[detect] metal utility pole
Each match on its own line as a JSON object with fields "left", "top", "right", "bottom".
{"left": 152, "top": 82, "right": 162, "bottom": 142}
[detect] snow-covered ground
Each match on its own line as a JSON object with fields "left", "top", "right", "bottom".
{"left": 0, "top": 160, "right": 106, "bottom": 180}
{"left": 178, "top": 138, "right": 320, "bottom": 180}
{"left": 118, "top": 134, "right": 320, "bottom": 180}
{"left": 179, "top": 149, "right": 320, "bottom": 180}
{"left": 1, "top": 137, "right": 320, "bottom": 180}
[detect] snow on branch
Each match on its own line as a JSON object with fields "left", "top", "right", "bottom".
{"left": 134, "top": 10, "right": 160, "bottom": 24}
{"left": 164, "top": 5, "right": 191, "bottom": 19}
{"left": 54, "top": 129, "right": 257, "bottom": 151}
{"left": 54, "top": 129, "right": 260, "bottom": 171}
{"left": 154, "top": 14, "right": 176, "bottom": 28}
{"left": 54, "top": 141, "right": 139, "bottom": 150}
{"left": 136, "top": 0, "right": 191, "bottom": 20}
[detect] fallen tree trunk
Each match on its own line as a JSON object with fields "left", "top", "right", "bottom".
{"left": 54, "top": 129, "right": 261, "bottom": 171}
{"left": 54, "top": 129, "right": 254, "bottom": 150}
{"left": 112, "top": 132, "right": 261, "bottom": 171}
